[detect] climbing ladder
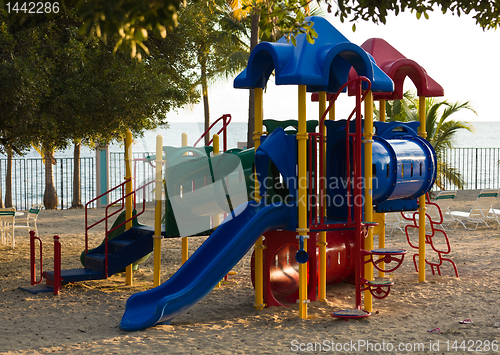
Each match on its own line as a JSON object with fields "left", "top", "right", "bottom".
{"left": 402, "top": 193, "right": 459, "bottom": 277}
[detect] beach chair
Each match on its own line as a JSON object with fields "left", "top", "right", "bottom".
{"left": 429, "top": 190, "right": 458, "bottom": 230}
{"left": 384, "top": 212, "right": 405, "bottom": 235}
{"left": 449, "top": 189, "right": 499, "bottom": 230}
{"left": 0, "top": 207, "right": 16, "bottom": 248}
{"left": 14, "top": 204, "right": 42, "bottom": 239}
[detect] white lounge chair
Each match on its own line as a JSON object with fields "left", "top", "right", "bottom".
{"left": 429, "top": 190, "right": 458, "bottom": 230}
{"left": 384, "top": 212, "right": 406, "bottom": 235}
{"left": 14, "top": 203, "right": 42, "bottom": 239}
{"left": 449, "top": 189, "right": 499, "bottom": 230}
{"left": 0, "top": 207, "right": 16, "bottom": 248}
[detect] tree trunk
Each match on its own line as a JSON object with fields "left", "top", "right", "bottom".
{"left": 246, "top": 11, "right": 260, "bottom": 149}
{"left": 43, "top": 149, "right": 58, "bottom": 210}
{"left": 72, "top": 142, "right": 83, "bottom": 208}
{"left": 201, "top": 59, "right": 210, "bottom": 147}
{"left": 4, "top": 149, "right": 12, "bottom": 208}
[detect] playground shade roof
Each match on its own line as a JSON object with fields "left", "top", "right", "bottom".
{"left": 353, "top": 38, "right": 444, "bottom": 100}
{"left": 233, "top": 16, "right": 394, "bottom": 94}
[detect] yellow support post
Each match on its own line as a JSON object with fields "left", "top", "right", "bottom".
{"left": 318, "top": 91, "right": 327, "bottom": 302}
{"left": 125, "top": 130, "right": 133, "bottom": 285}
{"left": 329, "top": 98, "right": 335, "bottom": 121}
{"left": 378, "top": 99, "right": 386, "bottom": 278}
{"left": 181, "top": 133, "right": 189, "bottom": 264}
{"left": 297, "top": 85, "right": 308, "bottom": 319}
{"left": 213, "top": 134, "right": 222, "bottom": 289}
{"left": 153, "top": 135, "right": 163, "bottom": 287}
{"left": 418, "top": 96, "right": 427, "bottom": 283}
{"left": 253, "top": 87, "right": 265, "bottom": 310}
{"left": 213, "top": 134, "right": 220, "bottom": 229}
{"left": 363, "top": 91, "right": 374, "bottom": 312}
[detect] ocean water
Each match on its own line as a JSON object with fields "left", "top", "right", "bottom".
{"left": 5, "top": 121, "right": 249, "bottom": 159}
{"left": 4, "top": 120, "right": 498, "bottom": 159}
{"left": 452, "top": 121, "right": 500, "bottom": 148}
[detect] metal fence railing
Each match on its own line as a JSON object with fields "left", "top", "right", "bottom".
{"left": 0, "top": 157, "right": 95, "bottom": 211}
{"left": 1, "top": 148, "right": 500, "bottom": 210}
{"left": 0, "top": 152, "right": 156, "bottom": 211}
{"left": 437, "top": 148, "right": 500, "bottom": 191}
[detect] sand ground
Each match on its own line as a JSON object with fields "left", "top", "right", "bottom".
{"left": 1, "top": 190, "right": 500, "bottom": 354}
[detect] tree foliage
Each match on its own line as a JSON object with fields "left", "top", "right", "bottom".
{"left": 172, "top": 1, "right": 250, "bottom": 144}
{"left": 333, "top": 0, "right": 500, "bottom": 30}
{"left": 3, "top": 0, "right": 493, "bottom": 58}
{"left": 0, "top": 7, "right": 199, "bottom": 208}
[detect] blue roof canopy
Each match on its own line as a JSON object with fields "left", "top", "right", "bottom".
{"left": 234, "top": 16, "right": 394, "bottom": 93}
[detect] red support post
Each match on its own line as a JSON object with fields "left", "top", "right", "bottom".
{"left": 30, "top": 231, "right": 36, "bottom": 285}
{"left": 30, "top": 230, "right": 43, "bottom": 285}
{"left": 53, "top": 235, "right": 61, "bottom": 295}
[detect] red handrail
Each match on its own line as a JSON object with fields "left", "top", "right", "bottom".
{"left": 85, "top": 178, "right": 154, "bottom": 277}
{"left": 309, "top": 77, "right": 373, "bottom": 312}
{"left": 193, "top": 114, "right": 231, "bottom": 151}
{"left": 85, "top": 178, "right": 131, "bottom": 254}
{"left": 29, "top": 230, "right": 43, "bottom": 285}
{"left": 345, "top": 78, "right": 371, "bottom": 224}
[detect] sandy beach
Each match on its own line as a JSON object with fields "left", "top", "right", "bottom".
{"left": 1, "top": 190, "right": 500, "bottom": 354}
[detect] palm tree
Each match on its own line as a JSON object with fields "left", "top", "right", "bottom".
{"left": 375, "top": 91, "right": 476, "bottom": 189}
{"left": 175, "top": 1, "right": 251, "bottom": 146}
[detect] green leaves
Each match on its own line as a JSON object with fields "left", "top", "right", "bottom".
{"left": 330, "top": 0, "right": 500, "bottom": 30}
{"left": 26, "top": 0, "right": 496, "bottom": 61}
{"left": 0, "top": 8, "right": 199, "bottom": 156}
{"left": 77, "top": 0, "right": 182, "bottom": 58}
{"left": 254, "top": 0, "right": 319, "bottom": 44}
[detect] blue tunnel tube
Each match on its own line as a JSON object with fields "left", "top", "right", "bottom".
{"left": 372, "top": 134, "right": 436, "bottom": 204}
{"left": 325, "top": 120, "right": 437, "bottom": 216}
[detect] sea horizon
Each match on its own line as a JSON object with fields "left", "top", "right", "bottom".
{"left": 2, "top": 120, "right": 500, "bottom": 159}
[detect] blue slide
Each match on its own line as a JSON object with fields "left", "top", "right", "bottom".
{"left": 119, "top": 201, "right": 293, "bottom": 331}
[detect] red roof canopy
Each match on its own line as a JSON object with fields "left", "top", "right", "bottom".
{"left": 352, "top": 38, "right": 444, "bottom": 100}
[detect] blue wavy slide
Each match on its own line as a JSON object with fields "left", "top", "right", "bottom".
{"left": 119, "top": 201, "right": 293, "bottom": 331}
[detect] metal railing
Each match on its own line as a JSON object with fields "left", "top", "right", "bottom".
{"left": 436, "top": 148, "right": 500, "bottom": 191}
{"left": 0, "top": 157, "right": 94, "bottom": 210}
{"left": 193, "top": 114, "right": 232, "bottom": 151}
{"left": 0, "top": 152, "right": 155, "bottom": 210}
{"left": 1, "top": 147, "right": 500, "bottom": 210}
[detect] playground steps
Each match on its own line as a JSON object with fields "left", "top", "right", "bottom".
{"left": 366, "top": 279, "right": 395, "bottom": 299}
{"left": 43, "top": 268, "right": 104, "bottom": 283}
{"left": 87, "top": 227, "right": 154, "bottom": 276}
{"left": 368, "top": 248, "right": 407, "bottom": 273}
{"left": 44, "top": 226, "right": 155, "bottom": 284}
{"left": 360, "top": 248, "right": 407, "bottom": 300}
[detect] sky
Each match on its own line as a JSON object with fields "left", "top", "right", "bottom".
{"left": 166, "top": 8, "right": 500, "bottom": 124}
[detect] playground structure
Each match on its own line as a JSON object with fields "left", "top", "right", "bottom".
{"left": 24, "top": 16, "right": 453, "bottom": 330}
